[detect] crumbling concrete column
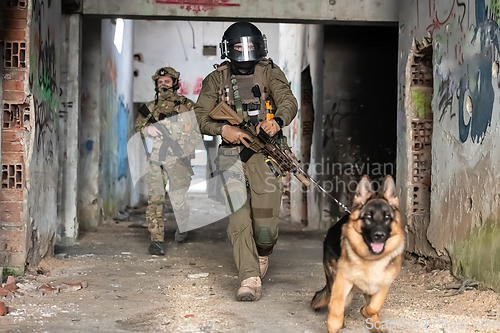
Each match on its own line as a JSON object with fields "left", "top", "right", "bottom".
{"left": 78, "top": 18, "right": 101, "bottom": 230}
{"left": 58, "top": 13, "right": 82, "bottom": 245}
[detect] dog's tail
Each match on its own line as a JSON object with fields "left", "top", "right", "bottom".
{"left": 310, "top": 285, "right": 330, "bottom": 310}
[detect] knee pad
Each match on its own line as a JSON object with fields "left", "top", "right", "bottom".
{"left": 254, "top": 226, "right": 277, "bottom": 249}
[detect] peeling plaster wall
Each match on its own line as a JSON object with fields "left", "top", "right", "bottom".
{"left": 100, "top": 19, "right": 135, "bottom": 218}
{"left": 399, "top": 0, "right": 500, "bottom": 289}
{"left": 26, "top": 0, "right": 62, "bottom": 265}
{"left": 132, "top": 20, "right": 279, "bottom": 104}
{"left": 278, "top": 24, "right": 324, "bottom": 228}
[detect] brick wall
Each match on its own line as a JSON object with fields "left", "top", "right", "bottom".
{"left": 0, "top": 1, "right": 29, "bottom": 269}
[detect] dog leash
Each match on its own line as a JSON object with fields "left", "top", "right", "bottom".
{"left": 308, "top": 177, "right": 351, "bottom": 213}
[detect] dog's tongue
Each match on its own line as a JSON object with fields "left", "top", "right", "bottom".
{"left": 371, "top": 243, "right": 384, "bottom": 253}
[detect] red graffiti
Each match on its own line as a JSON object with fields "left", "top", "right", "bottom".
{"left": 155, "top": 0, "right": 239, "bottom": 14}
{"left": 192, "top": 77, "right": 203, "bottom": 95}
{"left": 178, "top": 80, "right": 189, "bottom": 96}
{"left": 426, "top": 0, "right": 455, "bottom": 32}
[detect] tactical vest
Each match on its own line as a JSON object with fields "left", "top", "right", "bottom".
{"left": 215, "top": 60, "right": 276, "bottom": 126}
{"left": 147, "top": 96, "right": 194, "bottom": 142}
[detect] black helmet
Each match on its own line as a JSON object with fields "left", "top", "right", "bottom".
{"left": 220, "top": 22, "right": 268, "bottom": 62}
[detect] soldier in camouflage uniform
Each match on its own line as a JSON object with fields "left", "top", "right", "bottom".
{"left": 195, "top": 22, "right": 298, "bottom": 300}
{"left": 135, "top": 67, "right": 198, "bottom": 255}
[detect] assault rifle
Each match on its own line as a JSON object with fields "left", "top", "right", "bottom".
{"left": 138, "top": 104, "right": 194, "bottom": 175}
{"left": 209, "top": 101, "right": 351, "bottom": 213}
{"left": 209, "top": 101, "right": 310, "bottom": 185}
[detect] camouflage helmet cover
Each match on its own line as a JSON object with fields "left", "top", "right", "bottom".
{"left": 152, "top": 66, "right": 180, "bottom": 82}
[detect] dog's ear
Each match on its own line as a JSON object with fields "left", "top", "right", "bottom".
{"left": 353, "top": 175, "right": 373, "bottom": 206}
{"left": 380, "top": 175, "right": 398, "bottom": 207}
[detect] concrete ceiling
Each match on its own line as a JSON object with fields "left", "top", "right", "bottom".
{"left": 81, "top": 0, "right": 398, "bottom": 24}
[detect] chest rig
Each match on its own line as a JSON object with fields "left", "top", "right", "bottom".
{"left": 150, "top": 96, "right": 190, "bottom": 142}
{"left": 215, "top": 60, "right": 276, "bottom": 126}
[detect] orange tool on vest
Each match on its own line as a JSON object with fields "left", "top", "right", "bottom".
{"left": 266, "top": 100, "right": 274, "bottom": 121}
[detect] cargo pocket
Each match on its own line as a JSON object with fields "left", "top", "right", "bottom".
{"left": 246, "top": 155, "right": 282, "bottom": 195}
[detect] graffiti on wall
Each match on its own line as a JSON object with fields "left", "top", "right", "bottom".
{"left": 178, "top": 80, "right": 189, "bottom": 96}
{"left": 30, "top": 0, "right": 59, "bottom": 159}
{"left": 116, "top": 97, "right": 130, "bottom": 181}
{"left": 155, "top": 0, "right": 240, "bottom": 14}
{"left": 192, "top": 77, "right": 203, "bottom": 95}
{"left": 100, "top": 49, "right": 133, "bottom": 216}
{"left": 33, "top": 100, "right": 55, "bottom": 161}
{"left": 411, "top": 0, "right": 500, "bottom": 144}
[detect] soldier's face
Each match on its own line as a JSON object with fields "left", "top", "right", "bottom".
{"left": 234, "top": 42, "right": 255, "bottom": 52}
{"left": 158, "top": 76, "right": 173, "bottom": 89}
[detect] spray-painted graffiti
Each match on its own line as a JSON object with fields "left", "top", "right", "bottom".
{"left": 322, "top": 99, "right": 352, "bottom": 149}
{"left": 192, "top": 77, "right": 203, "bottom": 95}
{"left": 423, "top": 0, "right": 500, "bottom": 143}
{"left": 155, "top": 0, "right": 240, "bottom": 13}
{"left": 178, "top": 80, "right": 189, "bottom": 96}
{"left": 37, "top": 41, "right": 58, "bottom": 107}
{"left": 116, "top": 97, "right": 129, "bottom": 181}
{"left": 427, "top": 0, "right": 456, "bottom": 33}
{"left": 34, "top": 99, "right": 55, "bottom": 161}
{"left": 103, "top": 57, "right": 118, "bottom": 86}
{"left": 491, "top": 0, "right": 500, "bottom": 24}
{"left": 437, "top": 76, "right": 454, "bottom": 122}
{"left": 30, "top": 0, "right": 59, "bottom": 156}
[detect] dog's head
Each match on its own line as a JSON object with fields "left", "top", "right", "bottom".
{"left": 346, "top": 175, "right": 404, "bottom": 259}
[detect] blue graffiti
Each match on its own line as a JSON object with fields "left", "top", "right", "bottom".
{"left": 116, "top": 97, "right": 129, "bottom": 181}
{"left": 86, "top": 140, "right": 94, "bottom": 152}
{"left": 458, "top": 0, "right": 499, "bottom": 143}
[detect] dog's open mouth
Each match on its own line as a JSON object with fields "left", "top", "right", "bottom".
{"left": 370, "top": 242, "right": 385, "bottom": 254}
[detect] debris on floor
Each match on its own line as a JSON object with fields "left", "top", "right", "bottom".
{"left": 0, "top": 197, "right": 498, "bottom": 332}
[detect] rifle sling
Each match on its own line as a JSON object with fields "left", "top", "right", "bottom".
{"left": 230, "top": 74, "right": 245, "bottom": 120}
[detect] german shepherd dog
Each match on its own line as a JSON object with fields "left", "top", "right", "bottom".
{"left": 311, "top": 175, "right": 404, "bottom": 333}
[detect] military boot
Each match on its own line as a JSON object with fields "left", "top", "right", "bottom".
{"left": 148, "top": 241, "right": 165, "bottom": 255}
{"left": 236, "top": 276, "right": 262, "bottom": 301}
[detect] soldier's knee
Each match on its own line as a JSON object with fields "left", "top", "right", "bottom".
{"left": 254, "top": 225, "right": 278, "bottom": 249}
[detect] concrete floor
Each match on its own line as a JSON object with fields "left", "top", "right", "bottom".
{"left": 1, "top": 195, "right": 499, "bottom": 333}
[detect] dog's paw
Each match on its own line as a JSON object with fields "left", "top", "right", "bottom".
{"left": 327, "top": 317, "right": 344, "bottom": 333}
{"left": 360, "top": 306, "right": 368, "bottom": 319}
